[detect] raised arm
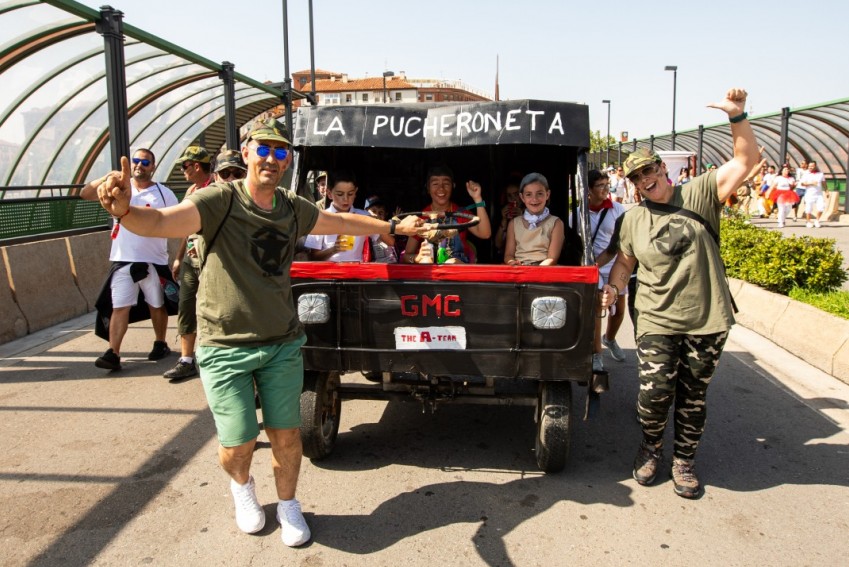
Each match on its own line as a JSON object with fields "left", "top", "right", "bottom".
{"left": 97, "top": 156, "right": 201, "bottom": 238}
{"left": 710, "top": 88, "right": 760, "bottom": 203}
{"left": 464, "top": 180, "right": 492, "bottom": 239}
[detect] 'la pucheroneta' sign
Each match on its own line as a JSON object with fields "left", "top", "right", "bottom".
{"left": 294, "top": 99, "right": 590, "bottom": 149}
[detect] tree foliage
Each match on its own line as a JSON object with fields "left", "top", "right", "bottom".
{"left": 590, "top": 129, "right": 616, "bottom": 154}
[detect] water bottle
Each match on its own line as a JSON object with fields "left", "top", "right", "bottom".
{"left": 436, "top": 239, "right": 451, "bottom": 264}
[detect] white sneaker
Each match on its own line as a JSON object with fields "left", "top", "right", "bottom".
{"left": 230, "top": 476, "right": 266, "bottom": 534}
{"left": 592, "top": 353, "right": 604, "bottom": 373}
{"left": 277, "top": 499, "right": 311, "bottom": 547}
{"left": 602, "top": 335, "right": 626, "bottom": 361}
{"left": 814, "top": 220, "right": 821, "bottom": 228}
{"left": 777, "top": 223, "right": 784, "bottom": 228}
{"left": 805, "top": 221, "right": 813, "bottom": 228}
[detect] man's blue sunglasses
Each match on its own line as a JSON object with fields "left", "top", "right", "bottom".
{"left": 131, "top": 157, "right": 151, "bottom": 166}
{"left": 254, "top": 145, "right": 288, "bottom": 160}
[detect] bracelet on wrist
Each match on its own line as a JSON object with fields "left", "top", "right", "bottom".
{"left": 388, "top": 218, "right": 397, "bottom": 235}
{"left": 464, "top": 201, "right": 486, "bottom": 210}
{"left": 115, "top": 207, "right": 131, "bottom": 221}
{"left": 729, "top": 111, "right": 748, "bottom": 124}
{"left": 608, "top": 284, "right": 620, "bottom": 296}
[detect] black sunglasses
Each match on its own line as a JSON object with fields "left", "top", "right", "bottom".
{"left": 217, "top": 168, "right": 245, "bottom": 180}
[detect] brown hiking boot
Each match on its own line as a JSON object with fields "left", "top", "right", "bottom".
{"left": 671, "top": 457, "right": 700, "bottom": 498}
{"left": 632, "top": 441, "right": 662, "bottom": 486}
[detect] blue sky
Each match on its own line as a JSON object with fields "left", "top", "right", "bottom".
{"left": 79, "top": 0, "right": 849, "bottom": 141}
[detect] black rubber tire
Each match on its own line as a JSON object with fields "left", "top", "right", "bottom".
{"left": 300, "top": 371, "right": 341, "bottom": 460}
{"left": 534, "top": 381, "right": 572, "bottom": 473}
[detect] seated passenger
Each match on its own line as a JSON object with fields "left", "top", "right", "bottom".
{"left": 365, "top": 195, "right": 398, "bottom": 263}
{"left": 403, "top": 165, "right": 492, "bottom": 264}
{"left": 304, "top": 171, "right": 376, "bottom": 261}
{"left": 502, "top": 173, "right": 564, "bottom": 266}
{"left": 495, "top": 176, "right": 523, "bottom": 256}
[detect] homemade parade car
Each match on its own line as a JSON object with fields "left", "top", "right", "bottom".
{"left": 289, "top": 99, "right": 600, "bottom": 472}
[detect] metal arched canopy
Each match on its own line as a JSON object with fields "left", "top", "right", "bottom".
{"left": 615, "top": 97, "right": 849, "bottom": 183}
{"left": 0, "top": 0, "right": 304, "bottom": 190}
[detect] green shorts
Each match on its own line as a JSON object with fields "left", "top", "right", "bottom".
{"left": 196, "top": 335, "right": 306, "bottom": 447}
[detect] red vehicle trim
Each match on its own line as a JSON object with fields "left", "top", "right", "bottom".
{"left": 291, "top": 262, "right": 599, "bottom": 284}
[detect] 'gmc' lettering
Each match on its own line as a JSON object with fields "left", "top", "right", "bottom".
{"left": 400, "top": 294, "right": 461, "bottom": 317}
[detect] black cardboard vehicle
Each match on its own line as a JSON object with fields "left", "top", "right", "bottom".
{"left": 289, "top": 99, "right": 601, "bottom": 473}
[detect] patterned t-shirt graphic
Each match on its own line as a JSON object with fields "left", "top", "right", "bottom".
{"left": 653, "top": 217, "right": 695, "bottom": 258}
{"left": 250, "top": 225, "right": 290, "bottom": 277}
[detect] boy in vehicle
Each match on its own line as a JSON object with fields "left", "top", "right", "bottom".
{"left": 304, "top": 170, "right": 382, "bottom": 261}
{"left": 403, "top": 165, "right": 492, "bottom": 264}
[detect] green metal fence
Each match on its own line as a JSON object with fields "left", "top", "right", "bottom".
{"left": 0, "top": 197, "right": 112, "bottom": 241}
{"left": 0, "top": 190, "right": 187, "bottom": 243}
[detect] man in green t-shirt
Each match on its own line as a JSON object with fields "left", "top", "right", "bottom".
{"left": 91, "top": 118, "right": 428, "bottom": 547}
{"left": 600, "top": 88, "right": 759, "bottom": 499}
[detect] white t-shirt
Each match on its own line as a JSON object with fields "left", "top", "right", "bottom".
{"left": 303, "top": 204, "right": 371, "bottom": 262}
{"left": 800, "top": 171, "right": 826, "bottom": 195}
{"left": 587, "top": 200, "right": 626, "bottom": 279}
{"left": 109, "top": 182, "right": 178, "bottom": 264}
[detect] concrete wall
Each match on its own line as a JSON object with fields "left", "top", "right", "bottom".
{"left": 730, "top": 278, "right": 849, "bottom": 386}
{"left": 0, "top": 253, "right": 28, "bottom": 343}
{"left": 0, "top": 231, "right": 113, "bottom": 341}
{"left": 3, "top": 237, "right": 90, "bottom": 334}
{"left": 67, "top": 232, "right": 112, "bottom": 310}
{"left": 0, "top": 231, "right": 180, "bottom": 345}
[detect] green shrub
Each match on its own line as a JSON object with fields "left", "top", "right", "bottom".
{"left": 789, "top": 287, "right": 849, "bottom": 319}
{"left": 720, "top": 218, "right": 847, "bottom": 294}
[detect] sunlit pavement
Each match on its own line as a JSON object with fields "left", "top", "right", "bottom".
{"left": 1, "top": 304, "right": 849, "bottom": 565}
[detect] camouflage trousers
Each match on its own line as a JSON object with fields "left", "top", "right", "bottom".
{"left": 636, "top": 331, "right": 729, "bottom": 459}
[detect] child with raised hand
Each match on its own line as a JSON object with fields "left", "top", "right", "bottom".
{"left": 503, "top": 172, "right": 564, "bottom": 266}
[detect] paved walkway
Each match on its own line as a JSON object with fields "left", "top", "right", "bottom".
{"left": 3, "top": 307, "right": 849, "bottom": 565}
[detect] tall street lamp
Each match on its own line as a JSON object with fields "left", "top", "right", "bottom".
{"left": 602, "top": 99, "right": 611, "bottom": 167}
{"left": 382, "top": 70, "right": 394, "bottom": 103}
{"left": 664, "top": 65, "right": 677, "bottom": 150}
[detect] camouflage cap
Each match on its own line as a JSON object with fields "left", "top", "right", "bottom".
{"left": 174, "top": 145, "right": 211, "bottom": 164}
{"left": 247, "top": 118, "right": 291, "bottom": 145}
{"left": 213, "top": 149, "right": 246, "bottom": 172}
{"left": 623, "top": 147, "right": 661, "bottom": 177}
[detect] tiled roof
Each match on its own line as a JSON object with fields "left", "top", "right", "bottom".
{"left": 292, "top": 68, "right": 341, "bottom": 76}
{"left": 302, "top": 76, "right": 416, "bottom": 93}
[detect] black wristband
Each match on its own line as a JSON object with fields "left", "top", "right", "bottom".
{"left": 729, "top": 111, "right": 748, "bottom": 124}
{"left": 389, "top": 218, "right": 396, "bottom": 235}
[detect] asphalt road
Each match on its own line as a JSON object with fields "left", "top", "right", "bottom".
{"left": 1, "top": 315, "right": 848, "bottom": 567}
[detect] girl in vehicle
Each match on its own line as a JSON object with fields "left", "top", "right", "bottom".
{"left": 502, "top": 172, "right": 564, "bottom": 266}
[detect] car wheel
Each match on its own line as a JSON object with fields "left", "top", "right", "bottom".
{"left": 300, "top": 371, "right": 341, "bottom": 460}
{"left": 535, "top": 381, "right": 571, "bottom": 473}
